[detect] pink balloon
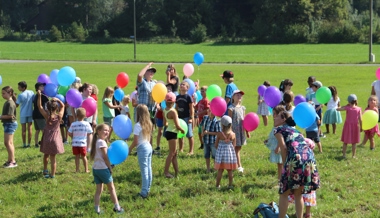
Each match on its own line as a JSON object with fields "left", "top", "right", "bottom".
{"left": 81, "top": 98, "right": 97, "bottom": 117}
{"left": 37, "top": 74, "right": 51, "bottom": 84}
{"left": 376, "top": 68, "right": 380, "bottom": 80}
{"left": 243, "top": 112, "right": 260, "bottom": 131}
{"left": 183, "top": 63, "right": 194, "bottom": 77}
{"left": 210, "top": 97, "right": 227, "bottom": 117}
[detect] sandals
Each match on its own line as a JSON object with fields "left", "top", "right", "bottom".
{"left": 44, "top": 174, "right": 55, "bottom": 179}
{"left": 43, "top": 170, "right": 49, "bottom": 175}
{"left": 165, "top": 173, "right": 174, "bottom": 178}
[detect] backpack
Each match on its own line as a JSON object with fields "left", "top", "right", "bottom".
{"left": 253, "top": 202, "right": 289, "bottom": 218}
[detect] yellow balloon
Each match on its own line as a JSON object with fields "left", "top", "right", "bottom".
{"left": 152, "top": 83, "right": 167, "bottom": 103}
{"left": 362, "top": 110, "right": 378, "bottom": 130}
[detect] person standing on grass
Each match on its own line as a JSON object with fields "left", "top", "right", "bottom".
{"left": 306, "top": 76, "right": 316, "bottom": 101}
{"left": 359, "top": 95, "right": 379, "bottom": 150}
{"left": 257, "top": 81, "right": 271, "bottom": 126}
{"left": 102, "top": 86, "right": 119, "bottom": 141}
{"left": 16, "top": 81, "right": 34, "bottom": 148}
{"left": 79, "top": 83, "right": 98, "bottom": 132}
{"left": 68, "top": 108, "right": 93, "bottom": 173}
{"left": 37, "top": 90, "right": 65, "bottom": 178}
{"left": 33, "top": 82, "right": 48, "bottom": 148}
{"left": 201, "top": 108, "right": 221, "bottom": 173}
{"left": 1, "top": 86, "right": 18, "bottom": 168}
{"left": 90, "top": 124, "right": 124, "bottom": 214}
{"left": 166, "top": 64, "right": 179, "bottom": 94}
{"left": 310, "top": 81, "right": 325, "bottom": 138}
{"left": 322, "top": 86, "right": 342, "bottom": 135}
{"left": 195, "top": 86, "right": 209, "bottom": 149}
{"left": 220, "top": 70, "right": 238, "bottom": 115}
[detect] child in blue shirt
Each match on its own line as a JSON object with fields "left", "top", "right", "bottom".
{"left": 305, "top": 114, "right": 322, "bottom": 153}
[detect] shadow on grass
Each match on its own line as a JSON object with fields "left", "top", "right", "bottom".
{"left": 113, "top": 170, "right": 140, "bottom": 184}
{"left": 4, "top": 171, "right": 41, "bottom": 184}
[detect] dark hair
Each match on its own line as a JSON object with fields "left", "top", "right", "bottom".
{"left": 328, "top": 86, "right": 338, "bottom": 101}
{"left": 2, "top": 86, "right": 17, "bottom": 102}
{"left": 273, "top": 105, "right": 296, "bottom": 126}
{"left": 79, "top": 83, "right": 91, "bottom": 93}
{"left": 282, "top": 91, "right": 294, "bottom": 111}
{"left": 263, "top": 81, "right": 270, "bottom": 87}
{"left": 18, "top": 81, "right": 27, "bottom": 89}
{"left": 279, "top": 79, "right": 293, "bottom": 92}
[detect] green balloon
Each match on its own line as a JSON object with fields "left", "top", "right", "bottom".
{"left": 315, "top": 86, "right": 331, "bottom": 104}
{"left": 177, "top": 118, "right": 188, "bottom": 138}
{"left": 206, "top": 84, "right": 222, "bottom": 100}
{"left": 57, "top": 85, "right": 70, "bottom": 96}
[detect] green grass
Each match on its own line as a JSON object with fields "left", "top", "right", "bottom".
{"left": 0, "top": 56, "right": 380, "bottom": 217}
{"left": 1, "top": 41, "right": 380, "bottom": 63}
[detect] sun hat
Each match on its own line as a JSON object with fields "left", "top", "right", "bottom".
{"left": 347, "top": 94, "right": 357, "bottom": 102}
{"left": 312, "top": 81, "right": 322, "bottom": 88}
{"left": 165, "top": 92, "right": 176, "bottom": 102}
{"left": 232, "top": 90, "right": 245, "bottom": 96}
{"left": 220, "top": 70, "right": 234, "bottom": 78}
{"left": 221, "top": 115, "right": 232, "bottom": 127}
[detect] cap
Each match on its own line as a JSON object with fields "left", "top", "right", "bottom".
{"left": 35, "top": 82, "right": 46, "bottom": 90}
{"left": 165, "top": 92, "right": 176, "bottom": 102}
{"left": 220, "top": 70, "right": 234, "bottom": 79}
{"left": 312, "top": 81, "right": 322, "bottom": 88}
{"left": 74, "top": 77, "right": 81, "bottom": 84}
{"left": 146, "top": 67, "right": 157, "bottom": 73}
{"left": 347, "top": 94, "right": 357, "bottom": 102}
{"left": 232, "top": 90, "right": 245, "bottom": 96}
{"left": 221, "top": 115, "right": 232, "bottom": 126}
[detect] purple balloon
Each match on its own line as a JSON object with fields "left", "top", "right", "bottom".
{"left": 44, "top": 83, "right": 58, "bottom": 97}
{"left": 294, "top": 95, "right": 306, "bottom": 106}
{"left": 37, "top": 74, "right": 51, "bottom": 84}
{"left": 263, "top": 86, "right": 282, "bottom": 108}
{"left": 257, "top": 85, "right": 267, "bottom": 97}
{"left": 66, "top": 89, "right": 82, "bottom": 108}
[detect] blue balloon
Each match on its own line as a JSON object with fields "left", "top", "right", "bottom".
{"left": 112, "top": 115, "right": 132, "bottom": 140}
{"left": 0, "top": 75, "right": 2, "bottom": 86}
{"left": 193, "top": 52, "right": 204, "bottom": 66}
{"left": 44, "top": 83, "right": 58, "bottom": 97}
{"left": 293, "top": 102, "right": 317, "bottom": 128}
{"left": 114, "top": 89, "right": 124, "bottom": 102}
{"left": 196, "top": 90, "right": 202, "bottom": 103}
{"left": 161, "top": 100, "right": 166, "bottom": 110}
{"left": 108, "top": 140, "right": 129, "bottom": 165}
{"left": 58, "top": 66, "right": 76, "bottom": 86}
{"left": 49, "top": 69, "right": 59, "bottom": 85}
{"left": 184, "top": 79, "right": 195, "bottom": 96}
{"left": 55, "top": 94, "right": 65, "bottom": 103}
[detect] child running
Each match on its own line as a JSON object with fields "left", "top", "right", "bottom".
{"left": 90, "top": 124, "right": 124, "bottom": 214}
{"left": 323, "top": 86, "right": 342, "bottom": 134}
{"left": 360, "top": 95, "right": 380, "bottom": 150}
{"left": 337, "top": 94, "right": 362, "bottom": 158}
{"left": 257, "top": 81, "right": 271, "bottom": 126}
{"left": 215, "top": 115, "right": 238, "bottom": 189}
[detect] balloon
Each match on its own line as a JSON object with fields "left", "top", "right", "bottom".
{"left": 55, "top": 94, "right": 65, "bottom": 104}
{"left": 210, "top": 97, "right": 227, "bottom": 117}
{"left": 196, "top": 90, "right": 202, "bottom": 103}
{"left": 193, "top": 52, "right": 204, "bottom": 66}
{"left": 294, "top": 95, "right": 306, "bottom": 106}
{"left": 183, "top": 79, "right": 195, "bottom": 96}
{"left": 263, "top": 86, "right": 282, "bottom": 108}
{"left": 177, "top": 118, "right": 188, "bottom": 138}
{"left": 82, "top": 98, "right": 97, "bottom": 117}
{"left": 206, "top": 84, "right": 222, "bottom": 100}
{"left": 0, "top": 75, "right": 2, "bottom": 85}
{"left": 293, "top": 102, "right": 317, "bottom": 128}
{"left": 37, "top": 74, "right": 51, "bottom": 84}
{"left": 114, "top": 89, "right": 125, "bottom": 102}
{"left": 257, "top": 85, "right": 267, "bottom": 97}
{"left": 243, "top": 112, "right": 260, "bottom": 131}
{"left": 49, "top": 69, "right": 59, "bottom": 85}
{"left": 152, "top": 83, "right": 167, "bottom": 103}
{"left": 376, "top": 68, "right": 380, "bottom": 80}
{"left": 57, "top": 85, "right": 70, "bottom": 96}
{"left": 108, "top": 140, "right": 129, "bottom": 165}
{"left": 315, "top": 86, "right": 332, "bottom": 104}
{"left": 112, "top": 115, "right": 133, "bottom": 140}
{"left": 116, "top": 72, "right": 129, "bottom": 88}
{"left": 66, "top": 88, "right": 82, "bottom": 108}
{"left": 362, "top": 110, "right": 378, "bottom": 130}
{"left": 44, "top": 83, "right": 58, "bottom": 97}
{"left": 183, "top": 63, "right": 194, "bottom": 77}
{"left": 161, "top": 100, "right": 166, "bottom": 110}
{"left": 57, "top": 66, "right": 76, "bottom": 86}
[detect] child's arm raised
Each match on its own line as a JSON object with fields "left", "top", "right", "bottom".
{"left": 137, "top": 62, "right": 154, "bottom": 83}
{"left": 53, "top": 97, "right": 65, "bottom": 119}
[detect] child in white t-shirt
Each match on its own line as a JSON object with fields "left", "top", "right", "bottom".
{"left": 120, "top": 95, "right": 131, "bottom": 119}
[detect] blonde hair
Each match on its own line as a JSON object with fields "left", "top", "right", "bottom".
{"left": 201, "top": 86, "right": 208, "bottom": 91}
{"left": 122, "top": 95, "right": 130, "bottom": 105}
{"left": 102, "top": 86, "right": 114, "bottom": 100}
{"left": 90, "top": 124, "right": 109, "bottom": 161}
{"left": 135, "top": 104, "right": 153, "bottom": 141}
{"left": 91, "top": 84, "right": 99, "bottom": 95}
{"left": 76, "top": 108, "right": 86, "bottom": 120}
{"left": 222, "top": 124, "right": 232, "bottom": 134}
{"left": 368, "top": 95, "right": 378, "bottom": 108}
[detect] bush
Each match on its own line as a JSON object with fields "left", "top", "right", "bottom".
{"left": 284, "top": 24, "right": 309, "bottom": 43}
{"left": 69, "top": 22, "right": 86, "bottom": 42}
{"left": 189, "top": 23, "right": 207, "bottom": 43}
{"left": 49, "top": 25, "right": 62, "bottom": 42}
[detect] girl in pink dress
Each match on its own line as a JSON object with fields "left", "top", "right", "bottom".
{"left": 360, "top": 95, "right": 380, "bottom": 150}
{"left": 337, "top": 94, "right": 362, "bottom": 158}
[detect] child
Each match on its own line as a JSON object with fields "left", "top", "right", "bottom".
{"left": 90, "top": 124, "right": 124, "bottom": 214}
{"left": 305, "top": 76, "right": 316, "bottom": 101}
{"left": 360, "top": 95, "right": 380, "bottom": 150}
{"left": 90, "top": 83, "right": 99, "bottom": 102}
{"left": 195, "top": 86, "right": 209, "bottom": 149}
{"left": 120, "top": 95, "right": 131, "bottom": 118}
{"left": 112, "top": 86, "right": 121, "bottom": 117}
{"left": 1, "top": 86, "right": 18, "bottom": 168}
{"left": 323, "top": 86, "right": 342, "bottom": 134}
{"left": 166, "top": 64, "right": 179, "bottom": 94}
{"left": 257, "top": 81, "right": 271, "bottom": 126}
{"left": 16, "top": 81, "right": 34, "bottom": 148}
{"left": 305, "top": 113, "right": 323, "bottom": 153}
{"left": 215, "top": 115, "right": 238, "bottom": 189}
{"left": 279, "top": 79, "right": 293, "bottom": 97}
{"left": 337, "top": 94, "right": 362, "bottom": 158}
{"left": 102, "top": 87, "right": 119, "bottom": 141}
{"left": 201, "top": 108, "right": 221, "bottom": 173}
{"left": 37, "top": 90, "right": 65, "bottom": 178}
{"left": 163, "top": 92, "right": 185, "bottom": 178}
{"left": 282, "top": 90, "right": 295, "bottom": 116}
{"left": 228, "top": 90, "right": 250, "bottom": 173}
{"left": 60, "top": 109, "right": 68, "bottom": 144}
{"left": 310, "top": 81, "right": 325, "bottom": 138}
{"left": 154, "top": 100, "right": 163, "bottom": 152}
{"left": 33, "top": 82, "right": 48, "bottom": 148}
{"left": 220, "top": 70, "right": 238, "bottom": 115}
{"left": 68, "top": 108, "right": 93, "bottom": 173}
{"left": 176, "top": 81, "right": 194, "bottom": 155}
{"left": 129, "top": 104, "right": 154, "bottom": 198}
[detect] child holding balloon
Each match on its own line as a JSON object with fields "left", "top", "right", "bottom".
{"left": 221, "top": 70, "right": 238, "bottom": 115}
{"left": 322, "top": 86, "right": 342, "bottom": 134}
{"left": 310, "top": 81, "right": 325, "bottom": 138}
{"left": 90, "top": 124, "right": 124, "bottom": 214}
{"left": 102, "top": 87, "right": 120, "bottom": 141}
{"left": 257, "top": 81, "right": 271, "bottom": 126}
{"left": 201, "top": 108, "right": 221, "bottom": 173}
{"left": 360, "top": 95, "right": 379, "bottom": 150}
{"left": 196, "top": 86, "right": 209, "bottom": 149}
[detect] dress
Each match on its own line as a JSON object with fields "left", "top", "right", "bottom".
{"left": 214, "top": 132, "right": 238, "bottom": 170}
{"left": 257, "top": 96, "right": 270, "bottom": 116}
{"left": 228, "top": 105, "right": 246, "bottom": 146}
{"left": 341, "top": 106, "right": 362, "bottom": 144}
{"left": 40, "top": 115, "right": 64, "bottom": 155}
{"left": 265, "top": 128, "right": 282, "bottom": 163}
{"left": 322, "top": 97, "right": 342, "bottom": 124}
{"left": 274, "top": 125, "right": 320, "bottom": 194}
{"left": 363, "top": 107, "right": 380, "bottom": 138}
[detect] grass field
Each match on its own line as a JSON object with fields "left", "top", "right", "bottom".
{"left": 0, "top": 44, "right": 380, "bottom": 217}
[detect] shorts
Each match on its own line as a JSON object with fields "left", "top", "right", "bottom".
{"left": 204, "top": 143, "right": 216, "bottom": 159}
{"left": 20, "top": 116, "right": 33, "bottom": 124}
{"left": 34, "top": 119, "right": 46, "bottom": 131}
{"left": 103, "top": 117, "right": 114, "bottom": 126}
{"left": 93, "top": 168, "right": 113, "bottom": 184}
{"left": 3, "top": 122, "right": 18, "bottom": 134}
{"left": 60, "top": 114, "right": 68, "bottom": 127}
{"left": 156, "top": 118, "right": 164, "bottom": 128}
{"left": 165, "top": 131, "right": 178, "bottom": 140}
{"left": 306, "top": 130, "right": 320, "bottom": 143}
{"left": 181, "top": 117, "right": 193, "bottom": 138}
{"left": 315, "top": 105, "right": 322, "bottom": 120}
{"left": 72, "top": 147, "right": 87, "bottom": 156}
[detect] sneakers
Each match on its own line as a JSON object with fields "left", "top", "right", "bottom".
{"left": 237, "top": 167, "right": 244, "bottom": 173}
{"left": 155, "top": 146, "right": 160, "bottom": 151}
{"left": 3, "top": 161, "right": 17, "bottom": 168}
{"left": 319, "top": 134, "right": 326, "bottom": 138}
{"left": 113, "top": 207, "right": 124, "bottom": 214}
{"left": 35, "top": 144, "right": 39, "bottom": 148}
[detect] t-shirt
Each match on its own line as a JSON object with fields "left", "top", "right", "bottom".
{"left": 137, "top": 79, "right": 156, "bottom": 110}
{"left": 225, "top": 83, "right": 238, "bottom": 115}
{"left": 306, "top": 114, "right": 320, "bottom": 132}
{"left": 68, "top": 121, "right": 93, "bottom": 147}
{"left": 133, "top": 122, "right": 149, "bottom": 147}
{"left": 32, "top": 94, "right": 49, "bottom": 119}
{"left": 16, "top": 90, "right": 34, "bottom": 118}
{"left": 130, "top": 90, "right": 138, "bottom": 102}
{"left": 170, "top": 76, "right": 179, "bottom": 92}
{"left": 327, "top": 97, "right": 340, "bottom": 110}
{"left": 1, "top": 100, "right": 17, "bottom": 123}
{"left": 310, "top": 92, "right": 320, "bottom": 106}
{"left": 121, "top": 105, "right": 130, "bottom": 115}
{"left": 196, "top": 98, "right": 209, "bottom": 123}
{"left": 176, "top": 94, "right": 193, "bottom": 118}
{"left": 102, "top": 98, "right": 115, "bottom": 118}
{"left": 305, "top": 87, "right": 313, "bottom": 101}
{"left": 93, "top": 139, "right": 108, "bottom": 170}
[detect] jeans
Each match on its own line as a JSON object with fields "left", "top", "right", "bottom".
{"left": 137, "top": 142, "right": 153, "bottom": 197}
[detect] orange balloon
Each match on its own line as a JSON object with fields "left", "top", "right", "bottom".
{"left": 152, "top": 83, "right": 167, "bottom": 103}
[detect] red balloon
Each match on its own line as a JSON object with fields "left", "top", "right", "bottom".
{"left": 243, "top": 112, "right": 260, "bottom": 131}
{"left": 116, "top": 72, "right": 129, "bottom": 88}
{"left": 81, "top": 98, "right": 97, "bottom": 117}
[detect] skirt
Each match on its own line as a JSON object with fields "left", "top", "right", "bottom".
{"left": 257, "top": 102, "right": 270, "bottom": 116}
{"left": 322, "top": 109, "right": 342, "bottom": 124}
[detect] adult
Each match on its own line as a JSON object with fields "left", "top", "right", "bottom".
{"left": 273, "top": 106, "right": 320, "bottom": 218}
{"left": 130, "top": 86, "right": 138, "bottom": 122}
{"left": 371, "top": 80, "right": 380, "bottom": 121}
{"left": 16, "top": 81, "right": 35, "bottom": 148}
{"left": 32, "top": 82, "right": 49, "bottom": 148}
{"left": 166, "top": 64, "right": 179, "bottom": 94}
{"left": 79, "top": 83, "right": 98, "bottom": 130}
{"left": 220, "top": 70, "right": 238, "bottom": 115}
